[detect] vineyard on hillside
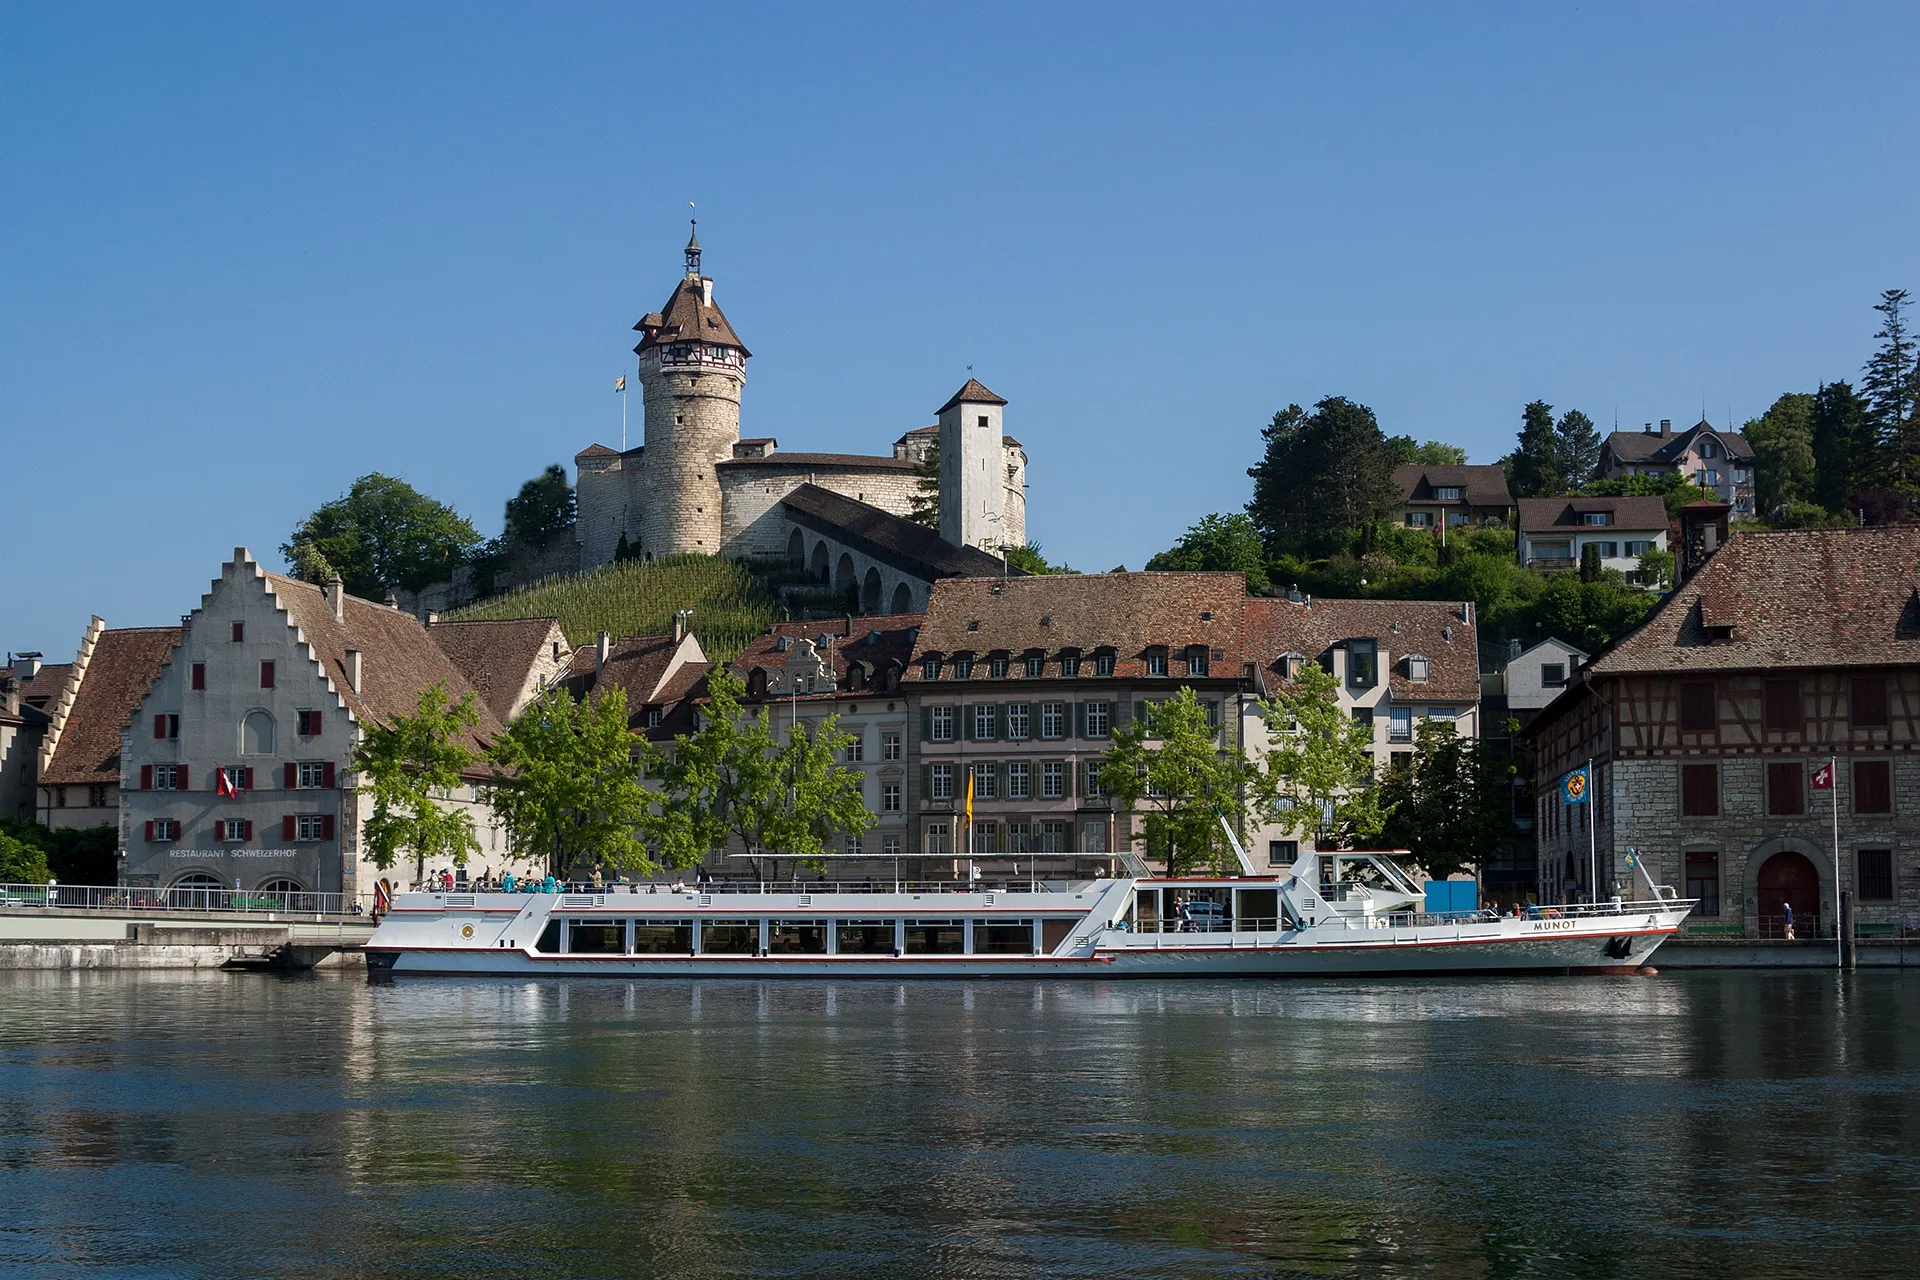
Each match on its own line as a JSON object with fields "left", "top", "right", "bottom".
{"left": 444, "top": 555, "right": 782, "bottom": 661}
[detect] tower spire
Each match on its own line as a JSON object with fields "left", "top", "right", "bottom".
{"left": 684, "top": 218, "right": 701, "bottom": 279}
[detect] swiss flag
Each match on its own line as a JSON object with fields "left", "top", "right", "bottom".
{"left": 215, "top": 767, "right": 237, "bottom": 799}
{"left": 1811, "top": 762, "right": 1835, "bottom": 791}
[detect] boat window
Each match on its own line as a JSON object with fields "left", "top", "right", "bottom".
{"left": 632, "top": 921, "right": 692, "bottom": 953}
{"left": 699, "top": 920, "right": 757, "bottom": 955}
{"left": 835, "top": 920, "right": 895, "bottom": 955}
{"left": 972, "top": 921, "right": 1033, "bottom": 954}
{"left": 1236, "top": 888, "right": 1279, "bottom": 931}
{"left": 1041, "top": 919, "right": 1076, "bottom": 953}
{"left": 1134, "top": 891, "right": 1160, "bottom": 933}
{"left": 568, "top": 921, "right": 625, "bottom": 954}
{"left": 535, "top": 919, "right": 563, "bottom": 953}
{"left": 769, "top": 921, "right": 827, "bottom": 954}
{"left": 904, "top": 920, "right": 964, "bottom": 954}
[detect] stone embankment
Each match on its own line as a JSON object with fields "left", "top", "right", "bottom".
{"left": 0, "top": 909, "right": 372, "bottom": 970}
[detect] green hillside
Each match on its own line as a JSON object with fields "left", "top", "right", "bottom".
{"left": 445, "top": 554, "right": 782, "bottom": 661}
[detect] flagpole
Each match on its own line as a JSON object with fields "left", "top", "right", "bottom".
{"left": 1832, "top": 754, "right": 1841, "bottom": 971}
{"left": 1587, "top": 756, "right": 1597, "bottom": 905}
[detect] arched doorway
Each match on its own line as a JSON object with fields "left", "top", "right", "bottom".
{"left": 1757, "top": 851, "right": 1820, "bottom": 939}
{"left": 169, "top": 871, "right": 227, "bottom": 911}
{"left": 809, "top": 542, "right": 830, "bottom": 583}
{"left": 835, "top": 553, "right": 856, "bottom": 599}
{"left": 890, "top": 582, "right": 912, "bottom": 614}
{"left": 861, "top": 567, "right": 882, "bottom": 614}
{"left": 787, "top": 529, "right": 805, "bottom": 569}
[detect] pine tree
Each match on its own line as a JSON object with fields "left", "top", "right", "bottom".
{"left": 1552, "top": 409, "right": 1601, "bottom": 489}
{"left": 1863, "top": 289, "right": 1920, "bottom": 498}
{"left": 1811, "top": 381, "right": 1876, "bottom": 515}
{"left": 1246, "top": 398, "right": 1398, "bottom": 556}
{"left": 1505, "top": 401, "right": 1563, "bottom": 498}
{"left": 907, "top": 440, "right": 940, "bottom": 529}
{"left": 1742, "top": 393, "right": 1817, "bottom": 515}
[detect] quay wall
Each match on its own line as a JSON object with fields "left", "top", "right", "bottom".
{"left": 1658, "top": 939, "right": 1919, "bottom": 968}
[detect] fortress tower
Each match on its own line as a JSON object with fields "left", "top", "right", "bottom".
{"left": 632, "top": 223, "right": 748, "bottom": 554}
{"left": 938, "top": 378, "right": 1009, "bottom": 554}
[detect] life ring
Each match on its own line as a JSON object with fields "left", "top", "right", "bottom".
{"left": 460, "top": 924, "right": 475, "bottom": 939}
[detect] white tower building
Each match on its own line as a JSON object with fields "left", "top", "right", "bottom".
{"left": 937, "top": 379, "right": 1009, "bottom": 554}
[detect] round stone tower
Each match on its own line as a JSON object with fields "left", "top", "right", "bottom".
{"left": 632, "top": 223, "right": 749, "bottom": 556}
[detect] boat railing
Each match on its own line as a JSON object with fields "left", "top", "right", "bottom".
{"left": 469, "top": 879, "right": 1099, "bottom": 899}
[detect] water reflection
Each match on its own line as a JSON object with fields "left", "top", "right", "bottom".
{"left": 2, "top": 971, "right": 1916, "bottom": 1278}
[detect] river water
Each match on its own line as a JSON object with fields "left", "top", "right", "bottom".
{"left": 2, "top": 969, "right": 1916, "bottom": 1279}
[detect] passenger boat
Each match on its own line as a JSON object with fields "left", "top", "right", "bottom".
{"left": 365, "top": 849, "right": 1694, "bottom": 978}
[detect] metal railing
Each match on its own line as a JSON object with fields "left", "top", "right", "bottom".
{"left": 451, "top": 879, "right": 1094, "bottom": 898}
{"left": 0, "top": 882, "right": 368, "bottom": 917}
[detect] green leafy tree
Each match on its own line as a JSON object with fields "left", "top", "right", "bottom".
{"left": 1632, "top": 547, "right": 1676, "bottom": 588}
{"left": 907, "top": 440, "right": 940, "bottom": 529}
{"left": 1524, "top": 573, "right": 1658, "bottom": 654}
{"left": 487, "top": 685, "right": 656, "bottom": 877}
{"left": 0, "top": 830, "right": 51, "bottom": 884}
{"left": 1579, "top": 472, "right": 1712, "bottom": 520}
{"left": 1098, "top": 687, "right": 1255, "bottom": 875}
{"left": 1578, "top": 542, "right": 1602, "bottom": 583}
{"left": 283, "top": 473, "right": 483, "bottom": 598}
{"left": 1261, "top": 664, "right": 1387, "bottom": 850}
{"left": 1553, "top": 409, "right": 1601, "bottom": 489}
{"left": 1811, "top": 380, "right": 1878, "bottom": 515}
{"left": 502, "top": 464, "right": 577, "bottom": 548}
{"left": 1742, "top": 392, "right": 1818, "bottom": 515}
{"left": 1377, "top": 720, "right": 1514, "bottom": 880}
{"left": 1004, "top": 542, "right": 1076, "bottom": 575}
{"left": 1146, "top": 512, "right": 1270, "bottom": 592}
{"left": 1863, "top": 288, "right": 1920, "bottom": 497}
{"left": 1504, "top": 400, "right": 1563, "bottom": 499}
{"left": 649, "top": 666, "right": 872, "bottom": 871}
{"left": 353, "top": 682, "right": 483, "bottom": 883}
{"left": 1247, "top": 397, "right": 1401, "bottom": 556}
{"left": 1385, "top": 437, "right": 1468, "bottom": 466}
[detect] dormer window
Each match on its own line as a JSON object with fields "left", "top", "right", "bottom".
{"left": 747, "top": 668, "right": 769, "bottom": 698}
{"left": 1024, "top": 652, "right": 1044, "bottom": 677}
{"left": 922, "top": 657, "right": 941, "bottom": 680}
{"left": 1348, "top": 638, "right": 1378, "bottom": 689}
{"left": 1581, "top": 512, "right": 1612, "bottom": 526}
{"left": 645, "top": 708, "right": 663, "bottom": 729}
{"left": 952, "top": 655, "right": 974, "bottom": 679}
{"left": 1277, "top": 651, "right": 1308, "bottom": 679}
{"left": 988, "top": 655, "right": 1008, "bottom": 679}
{"left": 1407, "top": 654, "right": 1430, "bottom": 684}
{"left": 1183, "top": 646, "right": 1209, "bottom": 677}
{"left": 1433, "top": 486, "right": 1463, "bottom": 501}
{"left": 1060, "top": 651, "right": 1081, "bottom": 677}
{"left": 1094, "top": 651, "right": 1115, "bottom": 677}
{"left": 1700, "top": 439, "right": 1718, "bottom": 459}
{"left": 1145, "top": 649, "right": 1168, "bottom": 677}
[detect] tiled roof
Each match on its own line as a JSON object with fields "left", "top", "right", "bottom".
{"left": 734, "top": 614, "right": 923, "bottom": 698}
{"left": 633, "top": 275, "right": 748, "bottom": 356}
{"left": 779, "top": 484, "right": 1010, "bottom": 579}
{"left": 908, "top": 573, "right": 1251, "bottom": 680}
{"left": 564, "top": 631, "right": 709, "bottom": 723}
{"left": 1395, "top": 464, "right": 1514, "bottom": 508}
{"left": 1589, "top": 527, "right": 1920, "bottom": 674}
{"left": 1602, "top": 421, "right": 1756, "bottom": 465}
{"left": 936, "top": 378, "right": 1007, "bottom": 415}
{"left": 40, "top": 629, "right": 182, "bottom": 785}
{"left": 262, "top": 571, "right": 503, "bottom": 749}
{"left": 429, "top": 617, "right": 566, "bottom": 722}
{"left": 1244, "top": 597, "right": 1479, "bottom": 701}
{"left": 1517, "top": 496, "right": 1670, "bottom": 534}
{"left": 716, "top": 452, "right": 915, "bottom": 472}
{"left": 574, "top": 443, "right": 619, "bottom": 460}
{"left": 18, "top": 662, "right": 72, "bottom": 711}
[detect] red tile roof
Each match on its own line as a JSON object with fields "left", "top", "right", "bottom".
{"left": 1244, "top": 596, "right": 1479, "bottom": 701}
{"left": 936, "top": 378, "right": 1007, "bottom": 415}
{"left": 632, "top": 275, "right": 748, "bottom": 356}
{"left": 40, "top": 629, "right": 182, "bottom": 785}
{"left": 429, "top": 617, "right": 566, "bottom": 722}
{"left": 1395, "top": 464, "right": 1514, "bottom": 509}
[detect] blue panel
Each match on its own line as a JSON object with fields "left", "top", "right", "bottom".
{"left": 1425, "top": 880, "right": 1480, "bottom": 916}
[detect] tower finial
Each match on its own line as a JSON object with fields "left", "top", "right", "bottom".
{"left": 685, "top": 202, "right": 701, "bottom": 278}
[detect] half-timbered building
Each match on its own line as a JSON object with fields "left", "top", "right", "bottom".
{"left": 1524, "top": 526, "right": 1920, "bottom": 937}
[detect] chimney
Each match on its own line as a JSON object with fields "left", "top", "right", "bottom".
{"left": 344, "top": 648, "right": 362, "bottom": 694}
{"left": 328, "top": 574, "right": 345, "bottom": 621}
{"left": 425, "top": 610, "right": 439, "bottom": 627}
{"left": 11, "top": 652, "right": 42, "bottom": 682}
{"left": 596, "top": 631, "right": 611, "bottom": 676}
{"left": 1644, "top": 422, "right": 1654, "bottom": 435}
{"left": 671, "top": 611, "right": 687, "bottom": 643}
{"left": 1660, "top": 419, "right": 1671, "bottom": 437}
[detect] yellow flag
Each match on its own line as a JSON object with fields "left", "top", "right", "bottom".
{"left": 614, "top": 375, "right": 626, "bottom": 392}
{"left": 964, "top": 767, "right": 974, "bottom": 828}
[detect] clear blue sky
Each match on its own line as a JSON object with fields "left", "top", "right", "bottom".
{"left": 5, "top": 2, "right": 1916, "bottom": 655}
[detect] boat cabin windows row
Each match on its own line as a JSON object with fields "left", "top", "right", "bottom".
{"left": 531, "top": 916, "right": 1073, "bottom": 956}
{"left": 1132, "top": 886, "right": 1284, "bottom": 933}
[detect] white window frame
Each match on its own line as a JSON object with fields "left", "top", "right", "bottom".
{"left": 295, "top": 814, "right": 327, "bottom": 841}
{"left": 297, "top": 762, "right": 328, "bottom": 789}
{"left": 1007, "top": 761, "right": 1031, "bottom": 800}
{"left": 882, "top": 782, "right": 902, "bottom": 813}
{"left": 1039, "top": 702, "right": 1065, "bottom": 739}
{"left": 972, "top": 761, "right": 997, "bottom": 801}
{"left": 1007, "top": 703, "right": 1030, "bottom": 740}
{"left": 930, "top": 763, "right": 954, "bottom": 801}
{"left": 882, "top": 731, "right": 902, "bottom": 761}
{"left": 1085, "top": 701, "right": 1110, "bottom": 737}
{"left": 1041, "top": 761, "right": 1066, "bottom": 799}
{"left": 154, "top": 763, "right": 180, "bottom": 791}
{"left": 844, "top": 734, "right": 864, "bottom": 763}
{"left": 972, "top": 704, "right": 997, "bottom": 740}
{"left": 930, "top": 705, "right": 955, "bottom": 742}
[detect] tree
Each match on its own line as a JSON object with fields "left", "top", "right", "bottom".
{"left": 649, "top": 666, "right": 871, "bottom": 872}
{"left": 1579, "top": 472, "right": 1712, "bottom": 520}
{"left": 1811, "top": 380, "right": 1877, "bottom": 515}
{"left": 1377, "top": 720, "right": 1513, "bottom": 881}
{"left": 283, "top": 473, "right": 483, "bottom": 598}
{"left": 0, "top": 829, "right": 51, "bottom": 884}
{"left": 353, "top": 682, "right": 483, "bottom": 883}
{"left": 486, "top": 685, "right": 656, "bottom": 877}
{"left": 1097, "top": 687, "right": 1256, "bottom": 875}
{"left": 1579, "top": 542, "right": 1602, "bottom": 583}
{"left": 1145, "top": 512, "right": 1269, "bottom": 592}
{"left": 1004, "top": 542, "right": 1076, "bottom": 575}
{"left": 1261, "top": 664, "right": 1387, "bottom": 850}
{"left": 1524, "top": 573, "right": 1658, "bottom": 654}
{"left": 907, "top": 440, "right": 940, "bottom": 528}
{"left": 1246, "top": 397, "right": 1400, "bottom": 556}
{"left": 1385, "top": 437, "right": 1468, "bottom": 466}
{"left": 1552, "top": 409, "right": 1601, "bottom": 490}
{"left": 501, "top": 464, "right": 576, "bottom": 548}
{"left": 1504, "top": 400, "right": 1562, "bottom": 498}
{"left": 1863, "top": 288, "right": 1920, "bottom": 498}
{"left": 1742, "top": 392, "right": 1817, "bottom": 515}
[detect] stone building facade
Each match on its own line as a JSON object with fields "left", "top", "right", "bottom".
{"left": 575, "top": 228, "right": 1026, "bottom": 570}
{"left": 1525, "top": 527, "right": 1920, "bottom": 936}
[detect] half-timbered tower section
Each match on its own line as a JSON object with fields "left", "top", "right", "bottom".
{"left": 1525, "top": 527, "right": 1920, "bottom": 936}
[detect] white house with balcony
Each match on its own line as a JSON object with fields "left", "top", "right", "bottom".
{"left": 1516, "top": 496, "right": 1669, "bottom": 574}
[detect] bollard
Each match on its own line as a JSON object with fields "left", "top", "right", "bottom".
{"left": 1842, "top": 889, "right": 1857, "bottom": 971}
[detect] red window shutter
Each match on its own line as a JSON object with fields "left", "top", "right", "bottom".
{"left": 141, "top": 765, "right": 153, "bottom": 790}
{"left": 154, "top": 714, "right": 166, "bottom": 739}
{"left": 261, "top": 661, "right": 275, "bottom": 689}
{"left": 242, "top": 767, "right": 254, "bottom": 791}
{"left": 177, "top": 765, "right": 189, "bottom": 791}
{"left": 283, "top": 815, "right": 297, "bottom": 841}
{"left": 232, "top": 622, "right": 244, "bottom": 642}
{"left": 284, "top": 762, "right": 297, "bottom": 789}
{"left": 215, "top": 820, "right": 225, "bottom": 841}
{"left": 192, "top": 663, "right": 206, "bottom": 690}
{"left": 145, "top": 820, "right": 155, "bottom": 842}
{"left": 322, "top": 761, "right": 335, "bottom": 788}
{"left": 242, "top": 820, "right": 253, "bottom": 841}
{"left": 321, "top": 814, "right": 334, "bottom": 841}
{"left": 309, "top": 710, "right": 322, "bottom": 736}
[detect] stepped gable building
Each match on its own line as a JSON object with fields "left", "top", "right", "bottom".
{"left": 1525, "top": 526, "right": 1920, "bottom": 933}
{"left": 573, "top": 227, "right": 1027, "bottom": 611}
{"left": 1597, "top": 418, "right": 1757, "bottom": 516}
{"left": 32, "top": 621, "right": 182, "bottom": 831}
{"left": 120, "top": 550, "right": 536, "bottom": 898}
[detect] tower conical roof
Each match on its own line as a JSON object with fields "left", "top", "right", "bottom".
{"left": 633, "top": 270, "right": 748, "bottom": 357}
{"left": 936, "top": 378, "right": 1007, "bottom": 415}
